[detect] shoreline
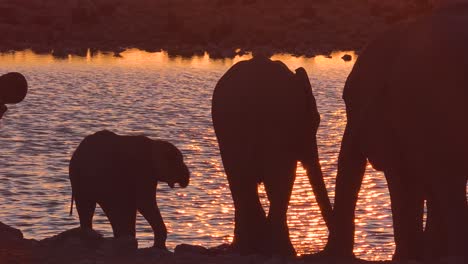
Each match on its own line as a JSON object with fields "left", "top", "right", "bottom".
{"left": 0, "top": 43, "right": 357, "bottom": 60}
{"left": 0, "top": 221, "right": 393, "bottom": 264}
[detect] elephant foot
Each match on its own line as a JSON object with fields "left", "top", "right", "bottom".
{"left": 392, "top": 245, "right": 425, "bottom": 263}
{"left": 230, "top": 241, "right": 271, "bottom": 256}
{"left": 439, "top": 255, "right": 467, "bottom": 264}
{"left": 207, "top": 243, "right": 237, "bottom": 255}
{"left": 111, "top": 236, "right": 138, "bottom": 255}
{"left": 269, "top": 241, "right": 296, "bottom": 257}
{"left": 175, "top": 243, "right": 235, "bottom": 256}
{"left": 234, "top": 238, "right": 295, "bottom": 257}
{"left": 392, "top": 253, "right": 423, "bottom": 263}
{"left": 78, "top": 227, "right": 102, "bottom": 240}
{"left": 316, "top": 242, "right": 355, "bottom": 260}
{"left": 231, "top": 233, "right": 271, "bottom": 256}
{"left": 267, "top": 228, "right": 296, "bottom": 257}
{"left": 301, "top": 248, "right": 355, "bottom": 261}
{"left": 271, "top": 248, "right": 296, "bottom": 258}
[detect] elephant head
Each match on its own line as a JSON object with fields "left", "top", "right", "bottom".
{"left": 0, "top": 72, "right": 28, "bottom": 119}
{"left": 151, "top": 140, "right": 190, "bottom": 188}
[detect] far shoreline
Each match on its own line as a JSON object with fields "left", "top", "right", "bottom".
{"left": 0, "top": 0, "right": 432, "bottom": 61}
{"left": 0, "top": 43, "right": 360, "bottom": 60}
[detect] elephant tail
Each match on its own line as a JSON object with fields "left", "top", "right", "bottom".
{"left": 69, "top": 190, "right": 74, "bottom": 216}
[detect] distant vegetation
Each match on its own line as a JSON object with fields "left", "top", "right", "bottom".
{"left": 0, "top": 0, "right": 432, "bottom": 57}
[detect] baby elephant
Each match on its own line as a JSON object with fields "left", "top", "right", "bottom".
{"left": 69, "top": 130, "right": 190, "bottom": 249}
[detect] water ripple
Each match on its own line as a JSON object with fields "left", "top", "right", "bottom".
{"left": 0, "top": 49, "right": 445, "bottom": 261}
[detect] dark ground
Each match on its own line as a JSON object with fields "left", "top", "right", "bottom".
{"left": 0, "top": 0, "right": 432, "bottom": 58}
{"left": 0, "top": 222, "right": 397, "bottom": 264}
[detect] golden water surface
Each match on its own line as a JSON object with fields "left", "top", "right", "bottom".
{"left": 0, "top": 49, "right": 395, "bottom": 260}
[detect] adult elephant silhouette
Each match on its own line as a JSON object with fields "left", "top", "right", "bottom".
{"left": 212, "top": 56, "right": 332, "bottom": 256}
{"left": 326, "top": 3, "right": 468, "bottom": 261}
{"left": 69, "top": 130, "right": 190, "bottom": 249}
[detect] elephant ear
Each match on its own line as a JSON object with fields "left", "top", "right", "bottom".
{"left": 294, "top": 67, "right": 320, "bottom": 133}
{"left": 295, "top": 67, "right": 311, "bottom": 92}
{"left": 295, "top": 67, "right": 319, "bottom": 117}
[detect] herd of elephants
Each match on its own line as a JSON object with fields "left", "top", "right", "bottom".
{"left": 1, "top": 1, "right": 467, "bottom": 262}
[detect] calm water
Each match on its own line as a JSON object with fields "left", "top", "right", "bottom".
{"left": 0, "top": 49, "right": 394, "bottom": 260}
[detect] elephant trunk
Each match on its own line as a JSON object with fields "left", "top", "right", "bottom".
{"left": 69, "top": 190, "right": 74, "bottom": 216}
{"left": 301, "top": 140, "right": 333, "bottom": 229}
{"left": 294, "top": 67, "right": 333, "bottom": 229}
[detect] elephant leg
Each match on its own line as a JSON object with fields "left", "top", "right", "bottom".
{"left": 100, "top": 199, "right": 137, "bottom": 238}
{"left": 385, "top": 166, "right": 424, "bottom": 261}
{"left": 228, "top": 174, "right": 267, "bottom": 255}
{"left": 137, "top": 187, "right": 167, "bottom": 249}
{"left": 424, "top": 189, "right": 447, "bottom": 260}
{"left": 428, "top": 167, "right": 467, "bottom": 259}
{"left": 75, "top": 197, "right": 96, "bottom": 230}
{"left": 263, "top": 158, "right": 297, "bottom": 256}
{"left": 216, "top": 131, "right": 268, "bottom": 254}
{"left": 222, "top": 146, "right": 267, "bottom": 254}
{"left": 325, "top": 122, "right": 367, "bottom": 257}
{"left": 385, "top": 169, "right": 407, "bottom": 260}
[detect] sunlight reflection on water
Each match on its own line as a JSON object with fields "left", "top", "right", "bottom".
{"left": 0, "top": 49, "right": 398, "bottom": 260}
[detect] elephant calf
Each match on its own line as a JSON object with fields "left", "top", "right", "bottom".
{"left": 69, "top": 130, "right": 190, "bottom": 249}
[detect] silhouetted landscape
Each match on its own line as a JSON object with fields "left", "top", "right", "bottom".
{"left": 2, "top": 0, "right": 467, "bottom": 263}
{"left": 0, "top": 0, "right": 431, "bottom": 57}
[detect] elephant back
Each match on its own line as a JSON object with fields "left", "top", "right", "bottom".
{"left": 69, "top": 130, "right": 152, "bottom": 200}
{"left": 212, "top": 57, "right": 314, "bottom": 180}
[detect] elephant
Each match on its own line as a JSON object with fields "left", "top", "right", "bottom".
{"left": 0, "top": 72, "right": 28, "bottom": 119}
{"left": 324, "top": 2, "right": 468, "bottom": 262}
{"left": 212, "top": 55, "right": 332, "bottom": 256}
{"left": 69, "top": 130, "right": 190, "bottom": 249}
